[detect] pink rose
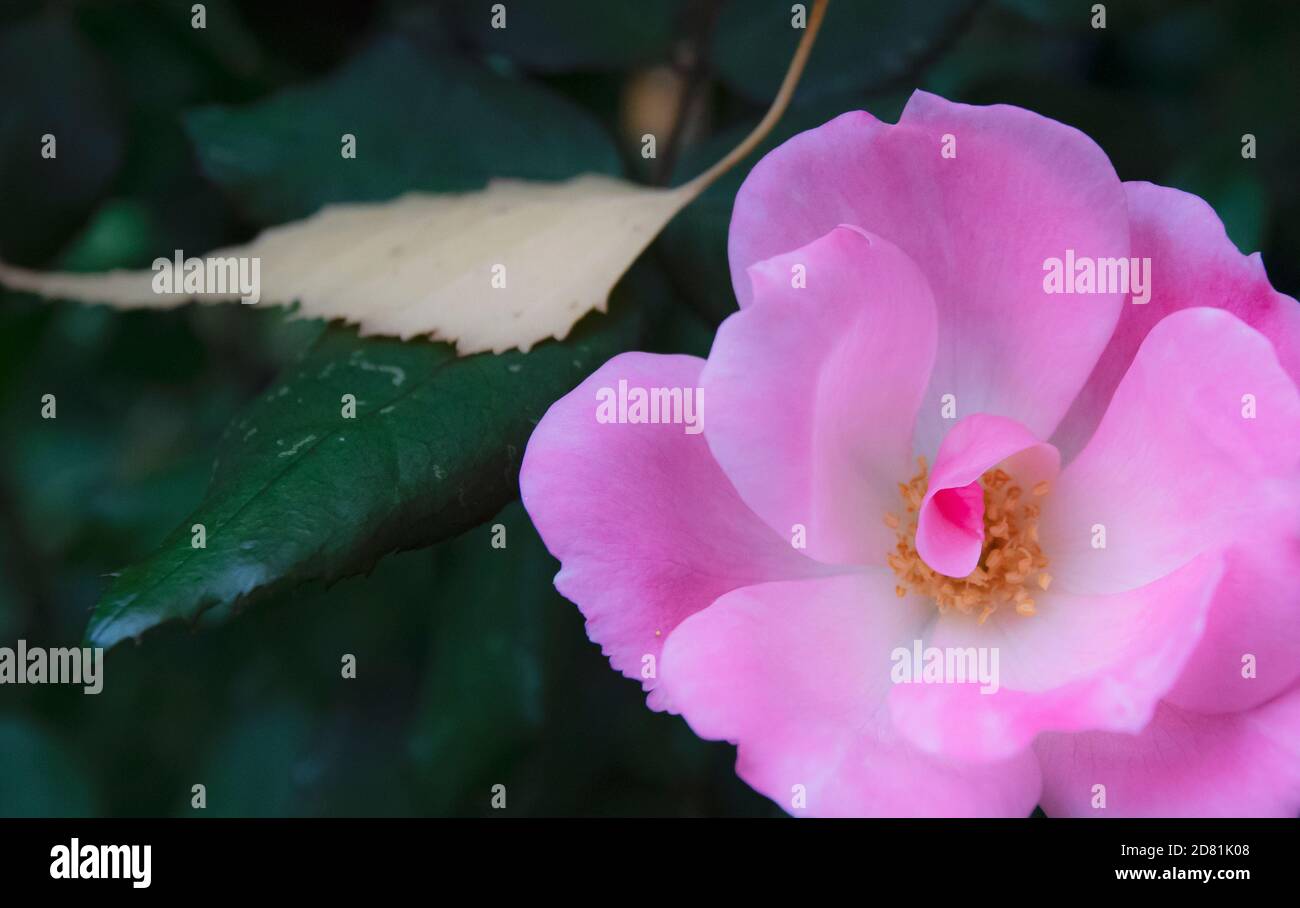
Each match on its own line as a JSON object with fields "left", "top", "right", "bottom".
{"left": 520, "top": 92, "right": 1300, "bottom": 817}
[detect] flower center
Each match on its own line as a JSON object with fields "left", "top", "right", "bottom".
{"left": 886, "top": 457, "right": 1052, "bottom": 623}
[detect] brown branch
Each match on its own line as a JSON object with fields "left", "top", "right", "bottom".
{"left": 654, "top": 0, "right": 726, "bottom": 186}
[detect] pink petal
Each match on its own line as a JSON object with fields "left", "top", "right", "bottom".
{"left": 660, "top": 573, "right": 1043, "bottom": 817}
{"left": 889, "top": 555, "right": 1223, "bottom": 762}
{"left": 1035, "top": 688, "right": 1300, "bottom": 817}
{"left": 916, "top": 413, "right": 1058, "bottom": 577}
{"left": 1039, "top": 308, "right": 1300, "bottom": 595}
{"left": 1164, "top": 521, "right": 1300, "bottom": 714}
{"left": 1045, "top": 185, "right": 1300, "bottom": 714}
{"left": 1053, "top": 181, "right": 1300, "bottom": 461}
{"left": 520, "top": 352, "right": 824, "bottom": 710}
{"left": 701, "top": 225, "right": 938, "bottom": 566}
{"left": 728, "top": 90, "right": 1129, "bottom": 453}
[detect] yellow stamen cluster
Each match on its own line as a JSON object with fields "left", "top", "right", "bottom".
{"left": 886, "top": 457, "right": 1052, "bottom": 623}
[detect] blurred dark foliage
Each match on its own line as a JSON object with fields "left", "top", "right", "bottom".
{"left": 0, "top": 0, "right": 1296, "bottom": 816}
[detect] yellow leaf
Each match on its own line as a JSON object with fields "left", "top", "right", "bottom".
{"left": 0, "top": 1, "right": 827, "bottom": 355}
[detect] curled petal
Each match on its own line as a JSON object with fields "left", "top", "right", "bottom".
{"left": 916, "top": 413, "right": 1058, "bottom": 577}
{"left": 703, "top": 225, "right": 938, "bottom": 566}
{"left": 728, "top": 91, "right": 1130, "bottom": 452}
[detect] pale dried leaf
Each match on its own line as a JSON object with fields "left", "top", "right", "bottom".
{"left": 0, "top": 0, "right": 827, "bottom": 355}
{"left": 0, "top": 175, "right": 693, "bottom": 354}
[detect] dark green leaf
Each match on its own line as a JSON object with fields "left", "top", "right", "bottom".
{"left": 83, "top": 32, "right": 651, "bottom": 647}
{"left": 183, "top": 34, "right": 624, "bottom": 224}
{"left": 86, "top": 281, "right": 646, "bottom": 648}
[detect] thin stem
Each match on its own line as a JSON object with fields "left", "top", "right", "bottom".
{"left": 679, "top": 0, "right": 829, "bottom": 200}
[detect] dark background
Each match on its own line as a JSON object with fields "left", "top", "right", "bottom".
{"left": 1, "top": 0, "right": 1296, "bottom": 817}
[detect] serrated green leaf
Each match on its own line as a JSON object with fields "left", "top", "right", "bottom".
{"left": 86, "top": 281, "right": 646, "bottom": 648}
{"left": 80, "top": 31, "right": 651, "bottom": 646}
